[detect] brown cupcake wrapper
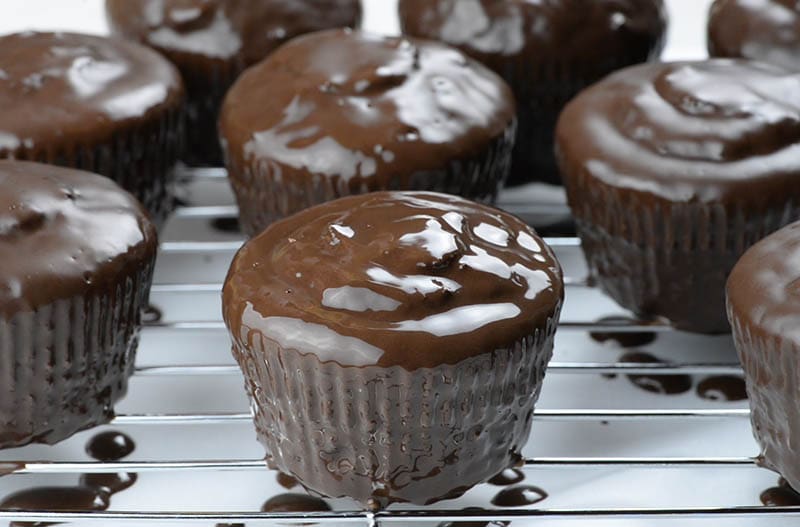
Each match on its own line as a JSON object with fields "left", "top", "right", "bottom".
{"left": 232, "top": 312, "right": 559, "bottom": 508}
{"left": 729, "top": 308, "right": 800, "bottom": 489}
{"left": 566, "top": 179, "right": 799, "bottom": 333}
{"left": 4, "top": 106, "right": 183, "bottom": 226}
{"left": 227, "top": 121, "right": 515, "bottom": 236}
{"left": 496, "top": 54, "right": 661, "bottom": 187}
{"left": 0, "top": 261, "right": 155, "bottom": 448}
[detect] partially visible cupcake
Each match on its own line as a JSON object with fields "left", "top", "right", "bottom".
{"left": 399, "top": 0, "right": 668, "bottom": 186}
{"left": 106, "top": 0, "right": 362, "bottom": 166}
{"left": 0, "top": 32, "right": 184, "bottom": 225}
{"left": 708, "top": 0, "right": 800, "bottom": 71}
{"left": 222, "top": 191, "right": 563, "bottom": 508}
{"left": 0, "top": 160, "right": 157, "bottom": 449}
{"left": 220, "top": 29, "right": 516, "bottom": 236}
{"left": 556, "top": 59, "right": 800, "bottom": 333}
{"left": 728, "top": 221, "right": 800, "bottom": 493}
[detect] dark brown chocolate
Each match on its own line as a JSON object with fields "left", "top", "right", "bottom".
{"left": 220, "top": 29, "right": 516, "bottom": 235}
{"left": 708, "top": 0, "right": 800, "bottom": 71}
{"left": 222, "top": 191, "right": 563, "bottom": 507}
{"left": 557, "top": 59, "right": 800, "bottom": 333}
{"left": 0, "top": 32, "right": 184, "bottom": 224}
{"left": 106, "top": 0, "right": 361, "bottom": 166}
{"left": 728, "top": 220, "right": 800, "bottom": 494}
{"left": 399, "top": 0, "right": 667, "bottom": 186}
{"left": 0, "top": 160, "right": 157, "bottom": 448}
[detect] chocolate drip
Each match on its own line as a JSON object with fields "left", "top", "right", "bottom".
{"left": 696, "top": 375, "right": 747, "bottom": 401}
{"left": 590, "top": 316, "right": 657, "bottom": 347}
{"left": 260, "top": 493, "right": 331, "bottom": 513}
{"left": 619, "top": 351, "right": 692, "bottom": 395}
{"left": 211, "top": 216, "right": 241, "bottom": 233}
{"left": 142, "top": 305, "right": 163, "bottom": 324}
{"left": 86, "top": 431, "right": 135, "bottom": 461}
{"left": 277, "top": 472, "right": 299, "bottom": 489}
{"left": 488, "top": 468, "right": 525, "bottom": 486}
{"left": 491, "top": 485, "right": 548, "bottom": 507}
{"left": 761, "top": 478, "right": 800, "bottom": 506}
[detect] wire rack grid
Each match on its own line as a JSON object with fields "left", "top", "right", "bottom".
{"left": 0, "top": 168, "right": 795, "bottom": 526}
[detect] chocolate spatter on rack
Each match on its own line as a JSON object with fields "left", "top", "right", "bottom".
{"left": 619, "top": 352, "right": 692, "bottom": 395}
{"left": 761, "top": 478, "right": 800, "bottom": 506}
{"left": 557, "top": 59, "right": 800, "bottom": 333}
{"left": 488, "top": 468, "right": 525, "bottom": 486}
{"left": 261, "top": 493, "right": 331, "bottom": 513}
{"left": 696, "top": 376, "right": 747, "bottom": 401}
{"left": 223, "top": 191, "right": 564, "bottom": 507}
{"left": 220, "top": 29, "right": 517, "bottom": 234}
{"left": 491, "top": 485, "right": 548, "bottom": 507}
{"left": 438, "top": 507, "right": 508, "bottom": 527}
{"left": 0, "top": 31, "right": 183, "bottom": 223}
{"left": 211, "top": 216, "right": 241, "bottom": 233}
{"left": 86, "top": 431, "right": 136, "bottom": 461}
{"left": 589, "top": 316, "right": 657, "bottom": 347}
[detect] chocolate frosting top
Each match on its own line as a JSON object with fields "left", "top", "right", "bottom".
{"left": 0, "top": 161, "right": 157, "bottom": 313}
{"left": 106, "top": 0, "right": 361, "bottom": 65}
{"left": 222, "top": 191, "right": 563, "bottom": 370}
{"left": 398, "top": 0, "right": 667, "bottom": 64}
{"left": 556, "top": 59, "right": 800, "bottom": 204}
{"left": 728, "top": 220, "right": 800, "bottom": 343}
{"left": 220, "top": 29, "right": 515, "bottom": 181}
{"left": 709, "top": 0, "right": 800, "bottom": 72}
{"left": 0, "top": 32, "right": 183, "bottom": 155}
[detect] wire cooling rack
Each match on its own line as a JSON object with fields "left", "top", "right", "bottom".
{"left": 0, "top": 167, "right": 796, "bottom": 526}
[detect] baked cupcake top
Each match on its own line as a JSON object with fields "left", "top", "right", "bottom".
{"left": 0, "top": 32, "right": 183, "bottom": 155}
{"left": 0, "top": 160, "right": 157, "bottom": 313}
{"left": 556, "top": 59, "right": 800, "bottom": 204}
{"left": 399, "top": 0, "right": 667, "bottom": 65}
{"left": 106, "top": 0, "right": 362, "bottom": 65}
{"left": 709, "top": 0, "right": 800, "bottom": 71}
{"left": 728, "top": 220, "right": 800, "bottom": 343}
{"left": 220, "top": 29, "right": 515, "bottom": 182}
{"left": 223, "top": 191, "right": 563, "bottom": 370}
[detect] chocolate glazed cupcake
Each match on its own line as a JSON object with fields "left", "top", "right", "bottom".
{"left": 709, "top": 0, "right": 800, "bottom": 72}
{"left": 556, "top": 59, "right": 800, "bottom": 333}
{"left": 0, "top": 161, "right": 157, "bottom": 448}
{"left": 399, "top": 0, "right": 667, "bottom": 186}
{"left": 728, "top": 221, "right": 800, "bottom": 494}
{"left": 106, "top": 0, "right": 362, "bottom": 166}
{"left": 0, "top": 32, "right": 183, "bottom": 225}
{"left": 220, "top": 29, "right": 516, "bottom": 236}
{"left": 222, "top": 191, "right": 563, "bottom": 508}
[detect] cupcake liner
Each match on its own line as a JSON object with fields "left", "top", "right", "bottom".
{"left": 3, "top": 105, "right": 183, "bottom": 226}
{"left": 227, "top": 121, "right": 515, "bottom": 236}
{"left": 497, "top": 55, "right": 661, "bottom": 187}
{"left": 231, "top": 311, "right": 559, "bottom": 508}
{"left": 729, "top": 308, "right": 800, "bottom": 490}
{"left": 0, "top": 260, "right": 154, "bottom": 448}
{"left": 566, "top": 177, "right": 799, "bottom": 333}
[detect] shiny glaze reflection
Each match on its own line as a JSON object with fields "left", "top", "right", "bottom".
{"left": 491, "top": 484, "right": 548, "bottom": 507}
{"left": 709, "top": 0, "right": 800, "bottom": 72}
{"left": 557, "top": 60, "right": 800, "bottom": 204}
{"left": 223, "top": 191, "right": 563, "bottom": 369}
{"left": 619, "top": 351, "right": 692, "bottom": 395}
{"left": 220, "top": 29, "right": 515, "bottom": 193}
{"left": 0, "top": 31, "right": 181, "bottom": 153}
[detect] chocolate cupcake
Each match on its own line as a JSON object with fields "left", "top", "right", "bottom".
{"left": 106, "top": 0, "right": 362, "bottom": 166}
{"left": 220, "top": 29, "right": 516, "bottom": 236}
{"left": 0, "top": 32, "right": 184, "bottom": 225}
{"left": 727, "top": 221, "right": 800, "bottom": 492}
{"left": 708, "top": 0, "right": 800, "bottom": 71}
{"left": 222, "top": 191, "right": 563, "bottom": 507}
{"left": 399, "top": 0, "right": 668, "bottom": 186}
{"left": 0, "top": 160, "right": 157, "bottom": 448}
{"left": 556, "top": 59, "right": 800, "bottom": 334}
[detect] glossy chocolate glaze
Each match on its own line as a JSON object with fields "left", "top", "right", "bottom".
{"left": 399, "top": 0, "right": 667, "bottom": 186}
{"left": 557, "top": 59, "right": 800, "bottom": 333}
{"left": 224, "top": 191, "right": 562, "bottom": 369}
{"left": 619, "top": 352, "right": 692, "bottom": 395}
{"left": 106, "top": 0, "right": 361, "bottom": 166}
{"left": 0, "top": 32, "right": 184, "bottom": 223}
{"left": 728, "top": 220, "right": 800, "bottom": 493}
{"left": 220, "top": 29, "right": 516, "bottom": 235}
{"left": 0, "top": 161, "right": 157, "bottom": 448}
{"left": 696, "top": 375, "right": 747, "bottom": 402}
{"left": 85, "top": 431, "right": 136, "bottom": 461}
{"left": 222, "top": 191, "right": 563, "bottom": 507}
{"left": 709, "top": 0, "right": 800, "bottom": 71}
